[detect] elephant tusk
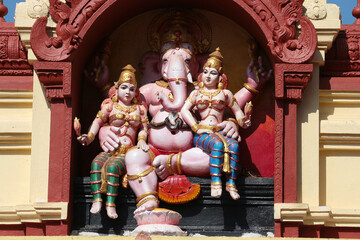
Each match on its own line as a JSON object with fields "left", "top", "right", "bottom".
{"left": 163, "top": 72, "right": 168, "bottom": 80}
{"left": 187, "top": 72, "right": 193, "bottom": 83}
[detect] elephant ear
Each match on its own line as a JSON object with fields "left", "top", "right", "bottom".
{"left": 139, "top": 51, "right": 162, "bottom": 86}
{"left": 196, "top": 53, "right": 209, "bottom": 76}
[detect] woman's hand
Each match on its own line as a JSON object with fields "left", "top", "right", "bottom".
{"left": 77, "top": 134, "right": 92, "bottom": 146}
{"left": 137, "top": 139, "right": 149, "bottom": 152}
{"left": 218, "top": 121, "right": 241, "bottom": 141}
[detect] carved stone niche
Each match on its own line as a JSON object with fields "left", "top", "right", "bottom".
{"left": 28, "top": 0, "right": 317, "bottom": 237}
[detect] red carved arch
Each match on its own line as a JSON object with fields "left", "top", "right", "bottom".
{"left": 31, "top": 0, "right": 317, "bottom": 65}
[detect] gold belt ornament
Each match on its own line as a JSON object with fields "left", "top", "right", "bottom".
{"left": 198, "top": 125, "right": 221, "bottom": 132}
{"left": 214, "top": 132, "right": 231, "bottom": 174}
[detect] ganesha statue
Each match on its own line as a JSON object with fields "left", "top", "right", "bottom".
{"left": 97, "top": 9, "right": 272, "bottom": 222}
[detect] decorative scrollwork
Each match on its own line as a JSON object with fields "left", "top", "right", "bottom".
{"left": 31, "top": 0, "right": 107, "bottom": 61}
{"left": 243, "top": 0, "right": 317, "bottom": 63}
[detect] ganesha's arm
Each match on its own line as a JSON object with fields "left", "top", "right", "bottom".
{"left": 180, "top": 91, "right": 198, "bottom": 132}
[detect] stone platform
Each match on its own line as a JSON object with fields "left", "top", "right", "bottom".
{"left": 72, "top": 177, "right": 274, "bottom": 236}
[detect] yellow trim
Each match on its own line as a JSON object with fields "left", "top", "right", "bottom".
{"left": 177, "top": 152, "right": 183, "bottom": 175}
{"left": 228, "top": 97, "right": 236, "bottom": 108}
{"left": 137, "top": 134, "right": 147, "bottom": 142}
{"left": 243, "top": 83, "right": 259, "bottom": 94}
{"left": 136, "top": 196, "right": 159, "bottom": 208}
{"left": 198, "top": 125, "right": 221, "bottom": 132}
{"left": 87, "top": 132, "right": 95, "bottom": 141}
{"left": 167, "top": 153, "right": 175, "bottom": 175}
{"left": 96, "top": 110, "right": 107, "bottom": 122}
{"left": 136, "top": 191, "right": 158, "bottom": 203}
{"left": 127, "top": 166, "right": 154, "bottom": 183}
{"left": 275, "top": 203, "right": 360, "bottom": 227}
{"left": 0, "top": 202, "right": 68, "bottom": 224}
{"left": 214, "top": 132, "right": 231, "bottom": 174}
{"left": 191, "top": 123, "right": 199, "bottom": 132}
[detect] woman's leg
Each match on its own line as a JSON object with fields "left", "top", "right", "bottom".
{"left": 225, "top": 138, "right": 240, "bottom": 200}
{"left": 89, "top": 152, "right": 110, "bottom": 214}
{"left": 194, "top": 133, "right": 224, "bottom": 197}
{"left": 105, "top": 154, "right": 126, "bottom": 219}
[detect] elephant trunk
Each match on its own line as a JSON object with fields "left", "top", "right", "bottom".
{"left": 160, "top": 49, "right": 190, "bottom": 112}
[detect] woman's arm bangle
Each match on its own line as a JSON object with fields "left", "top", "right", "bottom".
{"left": 87, "top": 132, "right": 95, "bottom": 141}
{"left": 138, "top": 134, "right": 147, "bottom": 142}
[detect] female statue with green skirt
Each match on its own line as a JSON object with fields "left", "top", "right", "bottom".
{"left": 75, "top": 65, "right": 150, "bottom": 219}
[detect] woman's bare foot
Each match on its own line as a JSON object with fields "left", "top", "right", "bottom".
{"left": 106, "top": 206, "right": 118, "bottom": 219}
{"left": 134, "top": 197, "right": 159, "bottom": 215}
{"left": 211, "top": 183, "right": 222, "bottom": 198}
{"left": 226, "top": 185, "right": 240, "bottom": 200}
{"left": 90, "top": 201, "right": 102, "bottom": 214}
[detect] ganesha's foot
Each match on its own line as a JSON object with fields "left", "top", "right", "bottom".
{"left": 153, "top": 155, "right": 173, "bottom": 180}
{"left": 211, "top": 182, "right": 222, "bottom": 198}
{"left": 226, "top": 184, "right": 240, "bottom": 200}
{"left": 134, "top": 197, "right": 159, "bottom": 215}
{"left": 90, "top": 200, "right": 102, "bottom": 214}
{"left": 106, "top": 204, "right": 118, "bottom": 219}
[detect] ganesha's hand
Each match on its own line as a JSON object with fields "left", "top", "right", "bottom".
{"left": 246, "top": 56, "right": 273, "bottom": 89}
{"left": 137, "top": 139, "right": 149, "bottom": 152}
{"left": 98, "top": 126, "right": 120, "bottom": 152}
{"left": 218, "top": 121, "right": 240, "bottom": 141}
{"left": 77, "top": 134, "right": 92, "bottom": 146}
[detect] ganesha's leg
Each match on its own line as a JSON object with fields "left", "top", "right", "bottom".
{"left": 89, "top": 152, "right": 109, "bottom": 214}
{"left": 105, "top": 155, "right": 126, "bottom": 219}
{"left": 225, "top": 139, "right": 240, "bottom": 200}
{"left": 195, "top": 134, "right": 224, "bottom": 198}
{"left": 125, "top": 148, "right": 159, "bottom": 214}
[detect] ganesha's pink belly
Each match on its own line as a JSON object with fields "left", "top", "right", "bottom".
{"left": 148, "top": 128, "right": 193, "bottom": 152}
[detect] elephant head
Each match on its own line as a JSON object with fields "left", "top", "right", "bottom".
{"left": 140, "top": 42, "right": 207, "bottom": 112}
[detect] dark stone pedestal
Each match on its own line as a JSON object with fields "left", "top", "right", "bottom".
{"left": 71, "top": 177, "right": 274, "bottom": 236}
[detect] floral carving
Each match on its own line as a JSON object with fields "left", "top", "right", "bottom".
{"left": 303, "top": 0, "right": 327, "bottom": 20}
{"left": 27, "top": 0, "right": 49, "bottom": 19}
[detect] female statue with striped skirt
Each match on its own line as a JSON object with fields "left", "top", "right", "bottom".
{"left": 181, "top": 48, "right": 252, "bottom": 200}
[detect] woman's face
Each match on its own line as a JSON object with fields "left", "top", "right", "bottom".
{"left": 201, "top": 67, "right": 220, "bottom": 88}
{"left": 117, "top": 83, "right": 136, "bottom": 104}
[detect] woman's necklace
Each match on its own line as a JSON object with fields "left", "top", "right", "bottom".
{"left": 199, "top": 88, "right": 221, "bottom": 108}
{"left": 113, "top": 102, "right": 137, "bottom": 126}
{"left": 114, "top": 102, "right": 137, "bottom": 113}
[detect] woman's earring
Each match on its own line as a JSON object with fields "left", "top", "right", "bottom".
{"left": 112, "top": 95, "right": 118, "bottom": 102}
{"left": 199, "top": 82, "right": 204, "bottom": 88}
{"left": 218, "top": 82, "right": 223, "bottom": 89}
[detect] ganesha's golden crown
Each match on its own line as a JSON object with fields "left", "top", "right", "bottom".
{"left": 115, "top": 64, "right": 137, "bottom": 88}
{"left": 203, "top": 47, "right": 223, "bottom": 74}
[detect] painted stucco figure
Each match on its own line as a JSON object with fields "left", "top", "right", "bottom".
{"left": 181, "top": 47, "right": 251, "bottom": 200}
{"left": 74, "top": 65, "right": 150, "bottom": 219}
{"left": 98, "top": 10, "right": 272, "bottom": 214}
